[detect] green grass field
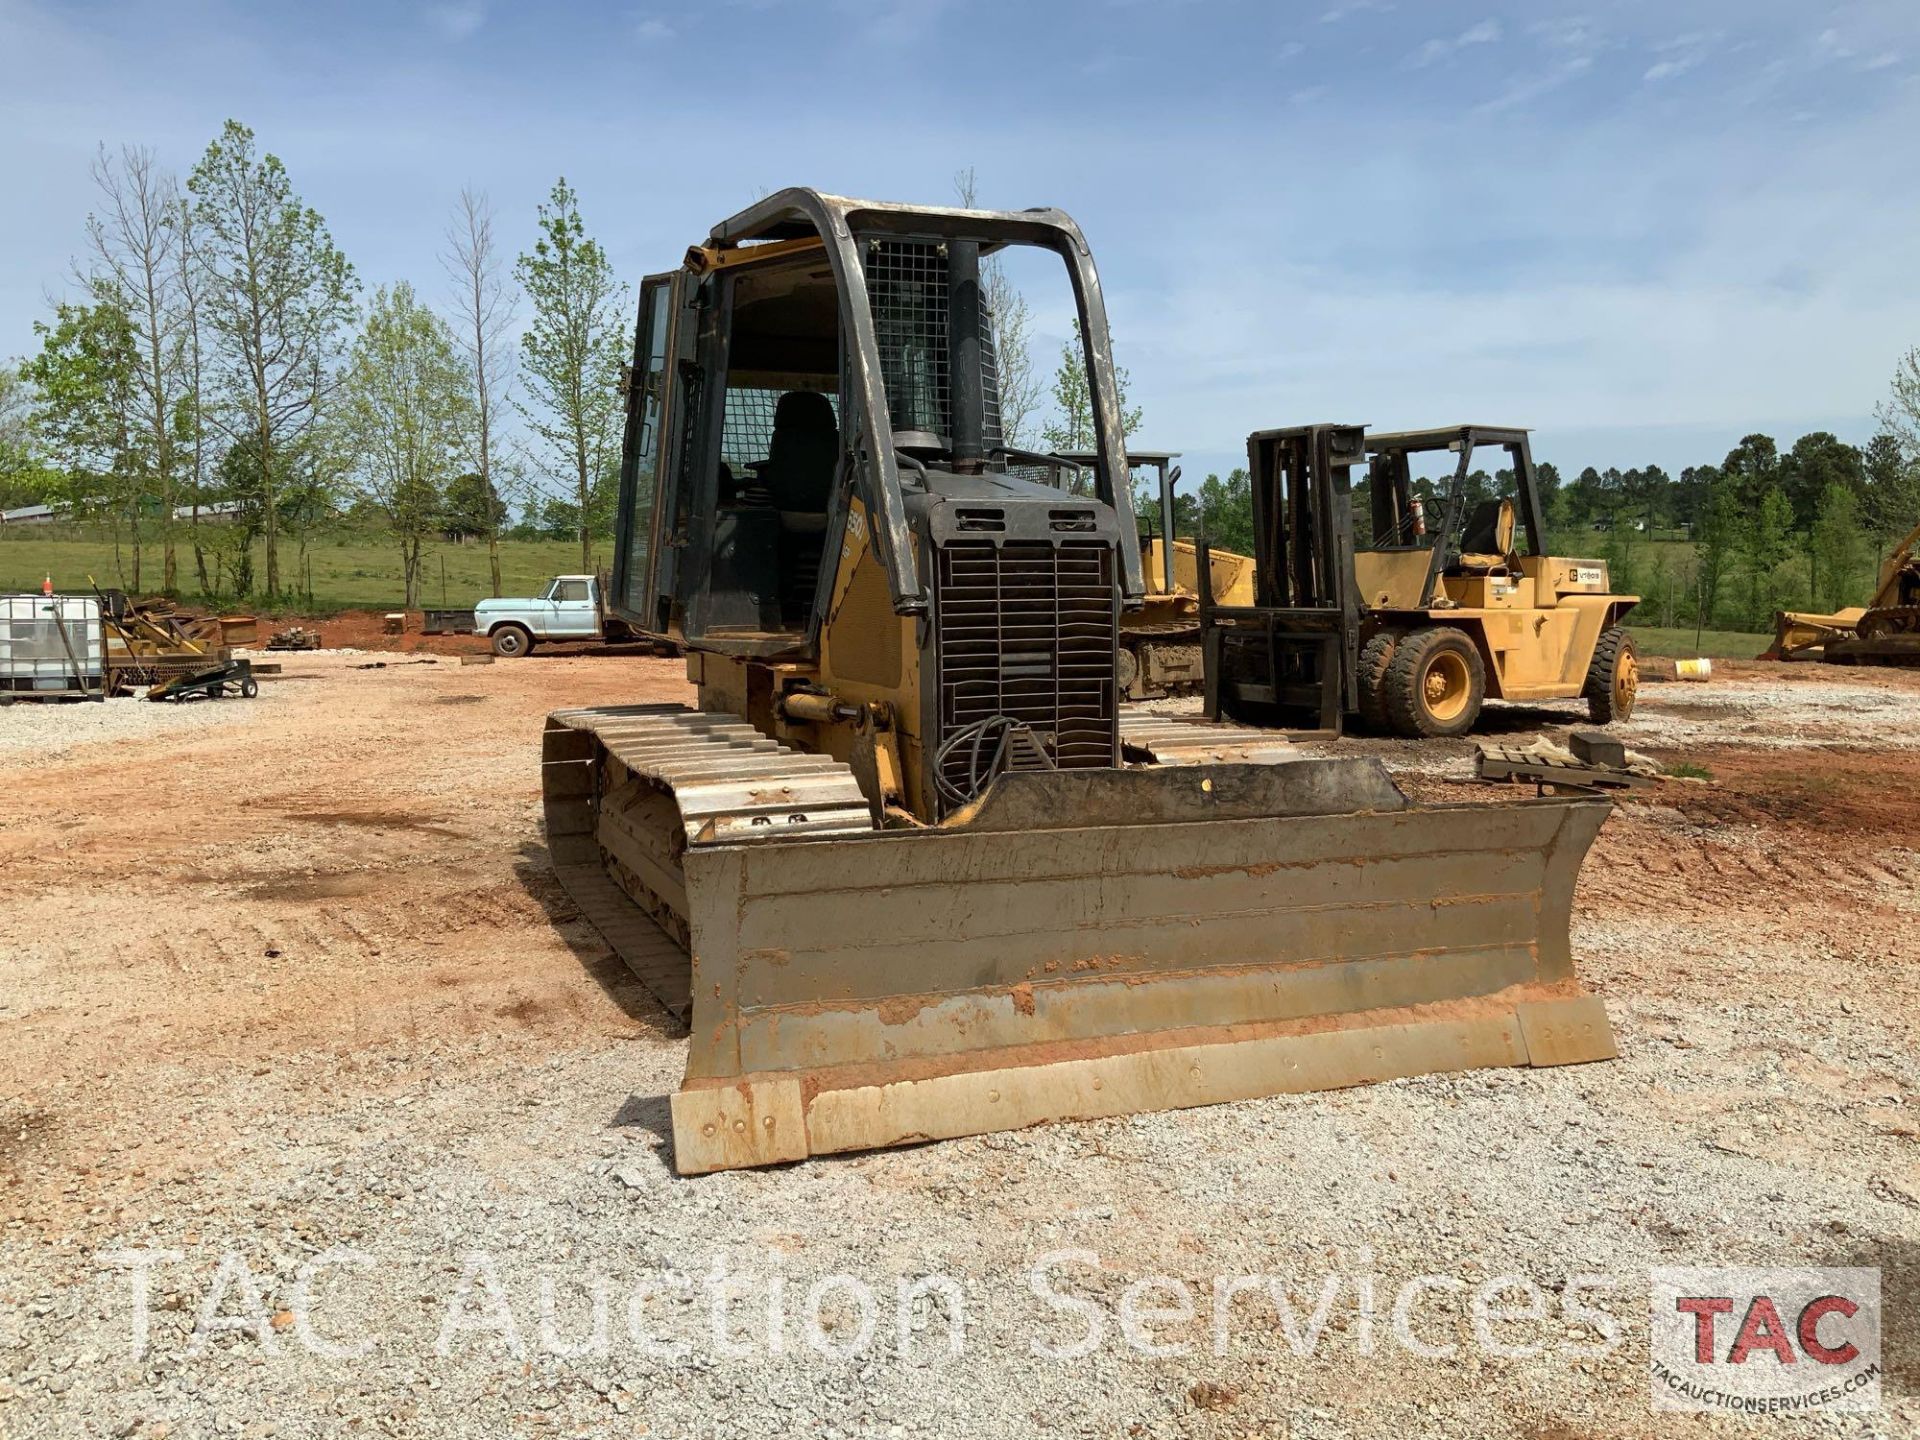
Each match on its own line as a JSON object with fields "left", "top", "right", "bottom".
{"left": 1630, "top": 625, "right": 1770, "bottom": 660}
{"left": 0, "top": 531, "right": 609, "bottom": 612}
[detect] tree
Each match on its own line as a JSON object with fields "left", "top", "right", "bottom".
{"left": 1692, "top": 466, "right": 1736, "bottom": 633}
{"left": 86, "top": 144, "right": 191, "bottom": 593}
{"left": 953, "top": 168, "right": 1040, "bottom": 445}
{"left": 1533, "top": 460, "right": 1564, "bottom": 530}
{"left": 442, "top": 188, "right": 515, "bottom": 596}
{"left": 0, "top": 362, "right": 55, "bottom": 507}
{"left": 1600, "top": 517, "right": 1638, "bottom": 599}
{"left": 174, "top": 195, "right": 214, "bottom": 593}
{"left": 1862, "top": 431, "right": 1920, "bottom": 543}
{"left": 1736, "top": 484, "right": 1795, "bottom": 628}
{"left": 1633, "top": 464, "right": 1671, "bottom": 532}
{"left": 538, "top": 495, "right": 582, "bottom": 541}
{"left": 516, "top": 177, "right": 627, "bottom": 573}
{"left": 1565, "top": 466, "right": 1604, "bottom": 528}
{"left": 287, "top": 357, "right": 351, "bottom": 602}
{"left": 1672, "top": 465, "right": 1711, "bottom": 534}
{"left": 188, "top": 119, "right": 357, "bottom": 598}
{"left": 1041, "top": 318, "right": 1144, "bottom": 455}
{"left": 1876, "top": 347, "right": 1920, "bottom": 463}
{"left": 1809, "top": 481, "right": 1868, "bottom": 613}
{"left": 1779, "top": 432, "right": 1863, "bottom": 529}
{"left": 443, "top": 471, "right": 508, "bottom": 539}
{"left": 23, "top": 281, "right": 147, "bottom": 584}
{"left": 1720, "top": 433, "right": 1780, "bottom": 508}
{"left": 1192, "top": 468, "right": 1255, "bottom": 555}
{"left": 1779, "top": 432, "right": 1865, "bottom": 603}
{"left": 339, "top": 283, "right": 473, "bottom": 608}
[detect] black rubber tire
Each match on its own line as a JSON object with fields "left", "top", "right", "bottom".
{"left": 1383, "top": 626, "right": 1486, "bottom": 738}
{"left": 491, "top": 624, "right": 533, "bottom": 658}
{"left": 1584, "top": 626, "right": 1638, "bottom": 723}
{"left": 240, "top": 676, "right": 258, "bottom": 699}
{"left": 1355, "top": 630, "right": 1400, "bottom": 733}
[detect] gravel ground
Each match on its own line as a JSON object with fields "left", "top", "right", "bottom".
{"left": 2, "top": 656, "right": 1915, "bottom": 1438}
{"left": 0, "top": 686, "right": 265, "bottom": 765}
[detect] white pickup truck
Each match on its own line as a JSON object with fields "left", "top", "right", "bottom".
{"left": 473, "top": 574, "right": 645, "bottom": 657}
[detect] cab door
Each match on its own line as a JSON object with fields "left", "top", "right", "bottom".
{"left": 610, "top": 272, "right": 687, "bottom": 633}
{"left": 548, "top": 577, "right": 598, "bottom": 636}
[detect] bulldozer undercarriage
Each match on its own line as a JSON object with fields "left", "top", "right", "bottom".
{"left": 544, "top": 704, "right": 1616, "bottom": 1175}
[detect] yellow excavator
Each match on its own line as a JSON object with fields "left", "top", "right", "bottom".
{"left": 543, "top": 191, "right": 1616, "bottom": 1174}
{"left": 1770, "top": 518, "right": 1920, "bottom": 665}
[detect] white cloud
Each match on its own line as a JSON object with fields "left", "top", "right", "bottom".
{"left": 1861, "top": 52, "right": 1900, "bottom": 73}
{"left": 1642, "top": 31, "right": 1719, "bottom": 84}
{"left": 1475, "top": 54, "right": 1592, "bottom": 115}
{"left": 428, "top": 3, "right": 486, "bottom": 41}
{"left": 1277, "top": 39, "right": 1305, "bottom": 61}
{"left": 1816, "top": 29, "right": 1852, "bottom": 61}
{"left": 1531, "top": 16, "right": 1601, "bottom": 55}
{"left": 1319, "top": 0, "right": 1390, "bottom": 25}
{"left": 1407, "top": 18, "right": 1502, "bottom": 70}
{"left": 634, "top": 16, "right": 674, "bottom": 41}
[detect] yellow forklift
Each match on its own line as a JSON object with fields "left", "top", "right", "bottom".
{"left": 1200, "top": 423, "right": 1640, "bottom": 737}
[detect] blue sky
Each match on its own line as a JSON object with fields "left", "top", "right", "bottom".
{"left": 3, "top": 0, "right": 1917, "bottom": 490}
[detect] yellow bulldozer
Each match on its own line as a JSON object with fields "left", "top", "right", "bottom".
{"left": 542, "top": 191, "right": 1616, "bottom": 1174}
{"left": 1026, "top": 449, "right": 1257, "bottom": 698}
{"left": 1769, "top": 518, "right": 1920, "bottom": 665}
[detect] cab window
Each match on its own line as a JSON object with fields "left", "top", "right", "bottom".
{"left": 553, "top": 579, "right": 590, "bottom": 603}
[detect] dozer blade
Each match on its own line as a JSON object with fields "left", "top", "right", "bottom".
{"left": 1768, "top": 607, "right": 1865, "bottom": 661}
{"left": 661, "top": 759, "right": 1615, "bottom": 1175}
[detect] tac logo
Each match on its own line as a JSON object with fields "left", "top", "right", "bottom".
{"left": 1649, "top": 1267, "right": 1881, "bottom": 1414}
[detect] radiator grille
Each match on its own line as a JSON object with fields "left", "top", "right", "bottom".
{"left": 933, "top": 537, "right": 1117, "bottom": 809}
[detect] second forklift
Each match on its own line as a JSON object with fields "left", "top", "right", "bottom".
{"left": 1200, "top": 424, "right": 1640, "bottom": 738}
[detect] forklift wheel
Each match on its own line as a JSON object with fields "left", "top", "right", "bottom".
{"left": 1356, "top": 631, "right": 1400, "bottom": 732}
{"left": 1384, "top": 627, "right": 1485, "bottom": 739}
{"left": 1584, "top": 627, "right": 1637, "bottom": 723}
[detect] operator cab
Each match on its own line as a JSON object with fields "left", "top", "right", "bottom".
{"left": 611, "top": 191, "right": 1144, "bottom": 658}
{"left": 1353, "top": 426, "right": 1548, "bottom": 611}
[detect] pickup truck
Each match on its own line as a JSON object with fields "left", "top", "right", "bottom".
{"left": 473, "top": 574, "right": 646, "bottom": 657}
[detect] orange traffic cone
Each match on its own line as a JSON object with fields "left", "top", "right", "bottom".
{"left": 42, "top": 574, "right": 53, "bottom": 597}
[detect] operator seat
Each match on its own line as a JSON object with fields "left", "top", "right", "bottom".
{"left": 1455, "top": 498, "right": 1517, "bottom": 572}
{"left": 762, "top": 390, "right": 839, "bottom": 621}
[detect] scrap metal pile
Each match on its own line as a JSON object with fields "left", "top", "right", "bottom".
{"left": 99, "top": 590, "right": 259, "bottom": 694}
{"left": 267, "top": 625, "right": 324, "bottom": 651}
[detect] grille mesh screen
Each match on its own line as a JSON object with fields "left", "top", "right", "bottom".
{"left": 933, "top": 537, "right": 1116, "bottom": 811}
{"left": 866, "top": 239, "right": 950, "bottom": 437}
{"left": 864, "top": 238, "right": 1003, "bottom": 452}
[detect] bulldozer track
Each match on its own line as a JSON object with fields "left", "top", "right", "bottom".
{"left": 1859, "top": 605, "right": 1920, "bottom": 639}
{"left": 541, "top": 704, "right": 874, "bottom": 1021}
{"left": 1117, "top": 713, "right": 1296, "bottom": 764}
